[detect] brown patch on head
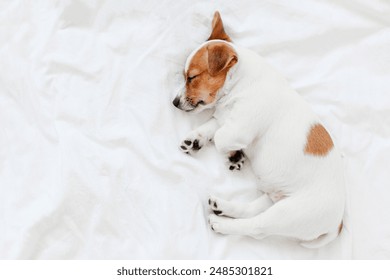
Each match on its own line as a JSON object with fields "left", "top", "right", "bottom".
{"left": 184, "top": 41, "right": 237, "bottom": 107}
{"left": 304, "top": 123, "right": 334, "bottom": 156}
{"left": 207, "top": 11, "right": 232, "bottom": 42}
{"left": 338, "top": 221, "right": 343, "bottom": 235}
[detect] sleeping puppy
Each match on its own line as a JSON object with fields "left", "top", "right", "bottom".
{"left": 172, "top": 11, "right": 345, "bottom": 248}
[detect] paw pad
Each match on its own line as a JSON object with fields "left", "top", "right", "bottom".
{"left": 180, "top": 138, "right": 203, "bottom": 154}
{"left": 209, "top": 197, "right": 223, "bottom": 216}
{"left": 228, "top": 150, "right": 245, "bottom": 171}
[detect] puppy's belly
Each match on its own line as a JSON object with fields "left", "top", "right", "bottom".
{"left": 246, "top": 144, "right": 298, "bottom": 193}
{"left": 247, "top": 140, "right": 345, "bottom": 211}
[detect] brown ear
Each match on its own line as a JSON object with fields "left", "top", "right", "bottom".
{"left": 207, "top": 11, "right": 232, "bottom": 42}
{"left": 207, "top": 43, "right": 238, "bottom": 76}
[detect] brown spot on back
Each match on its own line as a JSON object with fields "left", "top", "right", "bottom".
{"left": 304, "top": 123, "right": 334, "bottom": 156}
{"left": 338, "top": 221, "right": 343, "bottom": 235}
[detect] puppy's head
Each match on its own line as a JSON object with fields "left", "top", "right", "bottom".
{"left": 173, "top": 12, "right": 238, "bottom": 113}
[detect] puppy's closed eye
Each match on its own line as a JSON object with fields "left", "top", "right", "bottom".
{"left": 187, "top": 75, "right": 197, "bottom": 83}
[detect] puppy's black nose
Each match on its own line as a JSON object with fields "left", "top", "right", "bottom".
{"left": 172, "top": 97, "right": 180, "bottom": 108}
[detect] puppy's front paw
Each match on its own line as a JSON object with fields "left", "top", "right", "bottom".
{"left": 179, "top": 133, "right": 204, "bottom": 155}
{"left": 228, "top": 150, "right": 245, "bottom": 171}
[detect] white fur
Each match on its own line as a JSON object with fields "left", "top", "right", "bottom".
{"left": 177, "top": 41, "right": 345, "bottom": 248}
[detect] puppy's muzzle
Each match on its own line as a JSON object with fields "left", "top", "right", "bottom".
{"left": 172, "top": 95, "right": 196, "bottom": 112}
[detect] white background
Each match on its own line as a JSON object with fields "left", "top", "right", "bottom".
{"left": 1, "top": 0, "right": 389, "bottom": 259}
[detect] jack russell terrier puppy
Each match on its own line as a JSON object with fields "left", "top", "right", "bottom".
{"left": 172, "top": 12, "right": 345, "bottom": 248}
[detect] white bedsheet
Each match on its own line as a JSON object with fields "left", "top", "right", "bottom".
{"left": 1, "top": 0, "right": 389, "bottom": 259}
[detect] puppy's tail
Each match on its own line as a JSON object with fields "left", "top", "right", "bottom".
{"left": 300, "top": 221, "right": 343, "bottom": 249}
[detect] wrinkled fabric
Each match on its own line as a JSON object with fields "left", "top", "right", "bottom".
{"left": 0, "top": 0, "right": 389, "bottom": 259}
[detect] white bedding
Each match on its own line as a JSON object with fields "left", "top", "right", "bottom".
{"left": 1, "top": 0, "right": 389, "bottom": 259}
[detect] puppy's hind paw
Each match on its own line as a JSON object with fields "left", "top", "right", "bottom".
{"left": 208, "top": 196, "right": 223, "bottom": 216}
{"left": 208, "top": 214, "right": 220, "bottom": 232}
{"left": 208, "top": 214, "right": 230, "bottom": 234}
{"left": 228, "top": 150, "right": 245, "bottom": 171}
